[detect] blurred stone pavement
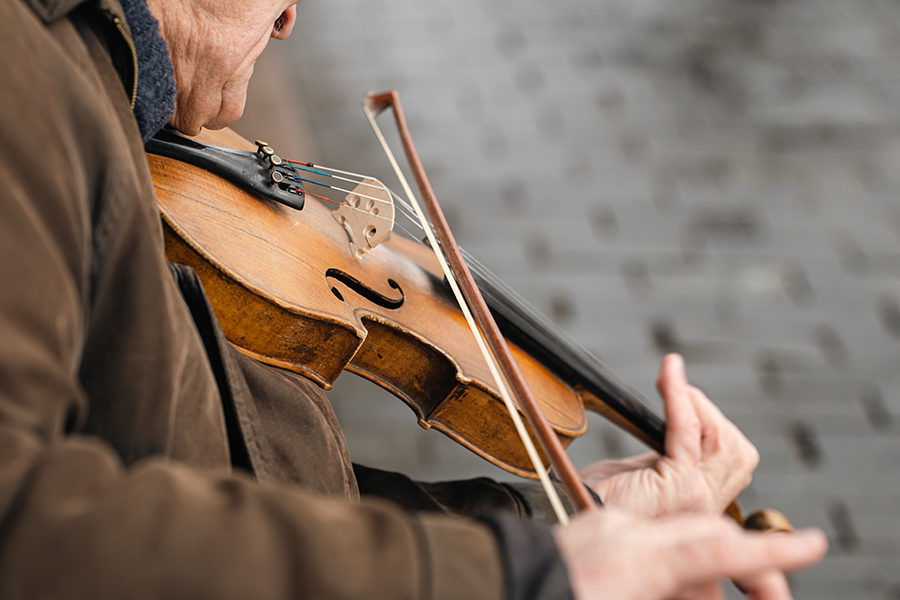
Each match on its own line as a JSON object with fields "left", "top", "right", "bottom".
{"left": 233, "top": 0, "right": 900, "bottom": 596}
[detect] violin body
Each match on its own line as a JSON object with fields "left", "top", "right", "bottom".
{"left": 150, "top": 128, "right": 587, "bottom": 478}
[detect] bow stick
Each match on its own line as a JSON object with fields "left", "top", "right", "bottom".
{"left": 363, "top": 90, "right": 596, "bottom": 521}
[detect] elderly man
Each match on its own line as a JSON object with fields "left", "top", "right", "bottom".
{"left": 0, "top": 0, "right": 826, "bottom": 597}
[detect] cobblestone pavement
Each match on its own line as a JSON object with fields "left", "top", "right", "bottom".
{"left": 236, "top": 0, "right": 900, "bottom": 596}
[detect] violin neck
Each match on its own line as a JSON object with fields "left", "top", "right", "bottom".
{"left": 462, "top": 248, "right": 666, "bottom": 453}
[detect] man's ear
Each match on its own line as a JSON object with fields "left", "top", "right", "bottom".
{"left": 271, "top": 5, "right": 296, "bottom": 40}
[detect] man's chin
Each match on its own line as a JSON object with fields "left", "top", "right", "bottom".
{"left": 166, "top": 114, "right": 203, "bottom": 137}
{"left": 204, "top": 96, "right": 248, "bottom": 132}
{"left": 167, "top": 104, "right": 245, "bottom": 136}
{"left": 201, "top": 112, "right": 242, "bottom": 132}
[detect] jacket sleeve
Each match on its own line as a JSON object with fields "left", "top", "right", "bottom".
{"left": 353, "top": 464, "right": 529, "bottom": 516}
{"left": 353, "top": 465, "right": 582, "bottom": 525}
{"left": 0, "top": 3, "right": 507, "bottom": 599}
{"left": 352, "top": 468, "right": 577, "bottom": 600}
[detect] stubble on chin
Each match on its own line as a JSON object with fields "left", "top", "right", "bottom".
{"left": 151, "top": 0, "right": 276, "bottom": 135}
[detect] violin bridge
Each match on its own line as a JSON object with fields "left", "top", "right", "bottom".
{"left": 332, "top": 177, "right": 395, "bottom": 260}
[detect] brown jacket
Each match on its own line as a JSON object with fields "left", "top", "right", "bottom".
{"left": 0, "top": 0, "right": 540, "bottom": 596}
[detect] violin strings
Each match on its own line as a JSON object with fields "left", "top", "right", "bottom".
{"left": 284, "top": 175, "right": 396, "bottom": 223}
{"left": 286, "top": 152, "right": 480, "bottom": 254}
{"left": 283, "top": 172, "right": 380, "bottom": 203}
{"left": 390, "top": 190, "right": 425, "bottom": 230}
{"left": 277, "top": 162, "right": 395, "bottom": 226}
{"left": 286, "top": 161, "right": 393, "bottom": 203}
{"left": 287, "top": 160, "right": 381, "bottom": 183}
{"left": 283, "top": 157, "right": 430, "bottom": 238}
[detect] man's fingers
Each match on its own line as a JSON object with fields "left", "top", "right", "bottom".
{"left": 684, "top": 382, "right": 758, "bottom": 494}
{"left": 657, "top": 354, "right": 760, "bottom": 512}
{"left": 579, "top": 452, "right": 659, "bottom": 483}
{"left": 740, "top": 569, "right": 792, "bottom": 600}
{"left": 684, "top": 385, "right": 722, "bottom": 458}
{"left": 671, "top": 582, "right": 725, "bottom": 600}
{"left": 656, "top": 354, "right": 702, "bottom": 465}
{"left": 554, "top": 510, "right": 827, "bottom": 600}
{"left": 663, "top": 523, "right": 828, "bottom": 594}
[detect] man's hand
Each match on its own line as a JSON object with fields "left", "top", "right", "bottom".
{"left": 554, "top": 508, "right": 828, "bottom": 600}
{"left": 579, "top": 354, "right": 759, "bottom": 518}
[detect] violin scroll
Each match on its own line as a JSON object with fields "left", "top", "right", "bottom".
{"left": 745, "top": 509, "right": 794, "bottom": 534}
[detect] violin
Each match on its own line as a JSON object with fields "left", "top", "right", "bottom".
{"left": 147, "top": 93, "right": 789, "bottom": 531}
{"left": 149, "top": 128, "right": 586, "bottom": 479}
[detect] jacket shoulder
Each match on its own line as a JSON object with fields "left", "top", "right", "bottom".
{"left": 20, "top": 0, "right": 123, "bottom": 24}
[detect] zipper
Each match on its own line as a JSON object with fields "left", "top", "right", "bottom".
{"left": 110, "top": 15, "right": 138, "bottom": 109}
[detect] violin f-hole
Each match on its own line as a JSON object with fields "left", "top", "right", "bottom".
{"left": 325, "top": 268, "right": 405, "bottom": 310}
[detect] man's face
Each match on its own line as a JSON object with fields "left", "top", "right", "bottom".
{"left": 151, "top": 0, "right": 299, "bottom": 135}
